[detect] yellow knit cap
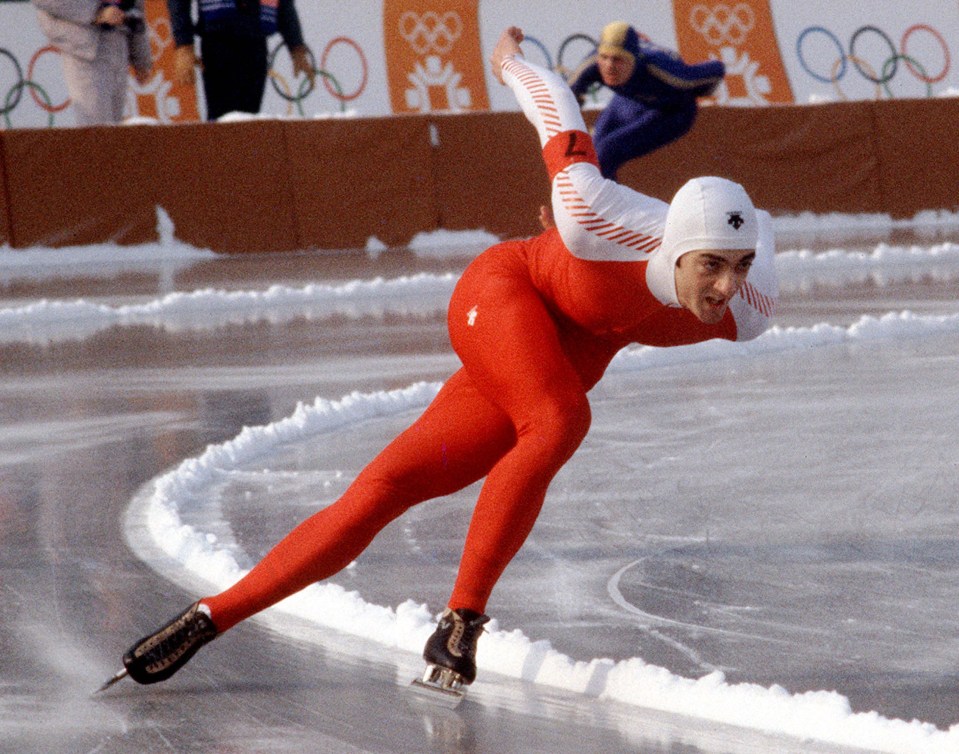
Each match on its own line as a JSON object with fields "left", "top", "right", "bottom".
{"left": 598, "top": 21, "right": 641, "bottom": 62}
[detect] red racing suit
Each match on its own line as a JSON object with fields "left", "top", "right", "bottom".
{"left": 203, "top": 56, "right": 778, "bottom": 631}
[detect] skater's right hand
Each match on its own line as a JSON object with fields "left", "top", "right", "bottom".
{"left": 94, "top": 3, "right": 125, "bottom": 26}
{"left": 173, "top": 45, "right": 199, "bottom": 87}
{"left": 489, "top": 26, "right": 524, "bottom": 85}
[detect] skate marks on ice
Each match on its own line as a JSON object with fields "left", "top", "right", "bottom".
{"left": 116, "top": 477, "right": 894, "bottom": 754}
{"left": 606, "top": 557, "right": 799, "bottom": 674}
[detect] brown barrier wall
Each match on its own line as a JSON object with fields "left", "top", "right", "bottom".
{"left": 285, "top": 116, "right": 438, "bottom": 250}
{"left": 618, "top": 101, "right": 885, "bottom": 214}
{"left": 1, "top": 97, "right": 957, "bottom": 252}
{"left": 871, "top": 98, "right": 959, "bottom": 213}
{"left": 430, "top": 111, "right": 550, "bottom": 240}
{"left": 0, "top": 134, "right": 10, "bottom": 247}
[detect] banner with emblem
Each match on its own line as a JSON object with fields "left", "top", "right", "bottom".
{"left": 383, "top": 0, "right": 489, "bottom": 114}
{"left": 133, "top": 0, "right": 201, "bottom": 121}
{"left": 671, "top": 0, "right": 794, "bottom": 105}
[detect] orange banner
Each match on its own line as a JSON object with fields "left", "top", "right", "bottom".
{"left": 132, "top": 0, "right": 201, "bottom": 121}
{"left": 383, "top": 0, "right": 489, "bottom": 114}
{"left": 672, "top": 0, "right": 794, "bottom": 105}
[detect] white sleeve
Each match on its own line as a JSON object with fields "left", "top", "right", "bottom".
{"left": 500, "top": 54, "right": 586, "bottom": 147}
{"left": 551, "top": 162, "right": 668, "bottom": 261}
{"left": 729, "top": 209, "right": 778, "bottom": 341}
{"left": 501, "top": 55, "right": 668, "bottom": 262}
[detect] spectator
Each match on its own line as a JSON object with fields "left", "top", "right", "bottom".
{"left": 166, "top": 0, "right": 315, "bottom": 121}
{"left": 32, "top": 0, "right": 152, "bottom": 126}
{"left": 567, "top": 21, "right": 725, "bottom": 179}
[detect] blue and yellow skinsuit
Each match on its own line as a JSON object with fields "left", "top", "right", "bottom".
{"left": 567, "top": 22, "right": 725, "bottom": 178}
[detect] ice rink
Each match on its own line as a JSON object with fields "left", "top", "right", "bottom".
{"left": 2, "top": 211, "right": 958, "bottom": 753}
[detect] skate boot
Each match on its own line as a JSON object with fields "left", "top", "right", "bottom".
{"left": 412, "top": 607, "right": 489, "bottom": 703}
{"left": 121, "top": 601, "right": 217, "bottom": 685}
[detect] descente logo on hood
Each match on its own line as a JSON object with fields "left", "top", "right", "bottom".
{"left": 727, "top": 211, "right": 746, "bottom": 230}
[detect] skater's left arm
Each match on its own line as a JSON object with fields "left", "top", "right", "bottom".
{"left": 491, "top": 28, "right": 667, "bottom": 262}
{"left": 644, "top": 50, "right": 725, "bottom": 98}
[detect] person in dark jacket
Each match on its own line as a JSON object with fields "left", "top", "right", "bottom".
{"left": 166, "top": 0, "right": 314, "bottom": 120}
{"left": 567, "top": 21, "right": 724, "bottom": 179}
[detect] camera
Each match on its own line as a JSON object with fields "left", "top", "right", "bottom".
{"left": 96, "top": 0, "right": 145, "bottom": 33}
{"left": 124, "top": 9, "right": 145, "bottom": 34}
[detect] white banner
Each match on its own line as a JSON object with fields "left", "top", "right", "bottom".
{"left": 2, "top": 0, "right": 959, "bottom": 128}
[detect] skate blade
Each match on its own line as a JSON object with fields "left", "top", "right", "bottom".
{"left": 94, "top": 668, "right": 128, "bottom": 694}
{"left": 409, "top": 666, "right": 467, "bottom": 708}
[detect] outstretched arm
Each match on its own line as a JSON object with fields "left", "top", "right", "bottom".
{"left": 490, "top": 28, "right": 667, "bottom": 261}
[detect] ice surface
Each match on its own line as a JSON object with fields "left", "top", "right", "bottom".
{"left": 3, "top": 208, "right": 959, "bottom": 753}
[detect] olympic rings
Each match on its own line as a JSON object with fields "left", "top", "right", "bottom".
{"left": 516, "top": 33, "right": 598, "bottom": 77}
{"left": 4, "top": 80, "right": 55, "bottom": 129}
{"left": 519, "top": 35, "right": 553, "bottom": 71}
{"left": 850, "top": 25, "right": 897, "bottom": 84}
{"left": 796, "top": 23, "right": 950, "bottom": 97}
{"left": 689, "top": 3, "right": 755, "bottom": 47}
{"left": 0, "top": 47, "right": 24, "bottom": 117}
{"left": 881, "top": 55, "right": 932, "bottom": 99}
{"left": 321, "top": 36, "right": 367, "bottom": 102}
{"left": 267, "top": 36, "right": 367, "bottom": 112}
{"left": 829, "top": 55, "right": 880, "bottom": 100}
{"left": 398, "top": 10, "right": 462, "bottom": 57}
{"left": 1, "top": 45, "right": 66, "bottom": 126}
{"left": 29, "top": 46, "right": 70, "bottom": 113}
{"left": 902, "top": 24, "right": 950, "bottom": 83}
{"left": 557, "top": 33, "right": 598, "bottom": 74}
{"left": 268, "top": 42, "right": 317, "bottom": 102}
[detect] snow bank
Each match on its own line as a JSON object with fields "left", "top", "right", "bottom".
{"left": 0, "top": 273, "right": 457, "bottom": 345}
{"left": 0, "top": 208, "right": 214, "bottom": 285}
{"left": 3, "top": 220, "right": 959, "bottom": 345}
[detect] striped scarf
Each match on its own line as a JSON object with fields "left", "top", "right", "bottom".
{"left": 198, "top": 0, "right": 280, "bottom": 35}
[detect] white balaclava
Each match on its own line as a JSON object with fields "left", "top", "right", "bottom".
{"left": 646, "top": 176, "right": 759, "bottom": 306}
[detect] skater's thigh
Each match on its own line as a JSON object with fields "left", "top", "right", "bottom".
{"left": 447, "top": 250, "right": 585, "bottom": 426}
{"left": 357, "top": 369, "right": 516, "bottom": 500}
{"left": 593, "top": 96, "right": 644, "bottom": 141}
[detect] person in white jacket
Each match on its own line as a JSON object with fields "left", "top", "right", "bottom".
{"left": 32, "top": 0, "right": 152, "bottom": 125}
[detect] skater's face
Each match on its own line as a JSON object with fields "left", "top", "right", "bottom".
{"left": 597, "top": 51, "right": 635, "bottom": 86}
{"left": 674, "top": 249, "right": 755, "bottom": 324}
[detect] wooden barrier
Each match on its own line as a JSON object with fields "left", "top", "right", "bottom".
{"left": 0, "top": 136, "right": 10, "bottom": 247}
{"left": 285, "top": 116, "right": 437, "bottom": 250}
{"left": 430, "top": 110, "right": 549, "bottom": 240}
{"left": 619, "top": 101, "right": 885, "bottom": 214}
{"left": 1, "top": 97, "right": 957, "bottom": 252}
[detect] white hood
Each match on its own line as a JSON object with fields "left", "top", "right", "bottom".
{"left": 646, "top": 177, "right": 759, "bottom": 306}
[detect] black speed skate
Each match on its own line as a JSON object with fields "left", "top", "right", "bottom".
{"left": 411, "top": 607, "right": 489, "bottom": 706}
{"left": 97, "top": 602, "right": 217, "bottom": 692}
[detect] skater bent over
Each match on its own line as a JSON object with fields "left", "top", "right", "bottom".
{"left": 104, "top": 26, "right": 777, "bottom": 697}
{"left": 567, "top": 21, "right": 725, "bottom": 179}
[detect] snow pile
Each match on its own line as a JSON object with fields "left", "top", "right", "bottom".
{"left": 776, "top": 241, "right": 959, "bottom": 291}
{"left": 0, "top": 274, "right": 456, "bottom": 345}
{"left": 608, "top": 310, "right": 959, "bottom": 374}
{"left": 0, "top": 208, "right": 214, "bottom": 285}
{"left": 3, "top": 217, "right": 959, "bottom": 346}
